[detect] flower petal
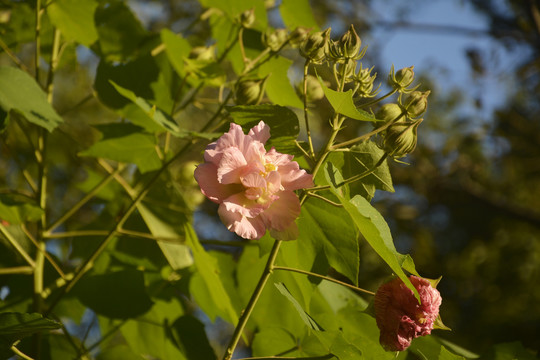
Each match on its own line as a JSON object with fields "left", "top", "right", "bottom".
{"left": 278, "top": 162, "right": 314, "bottom": 190}
{"left": 248, "top": 120, "right": 271, "bottom": 144}
{"left": 194, "top": 163, "right": 242, "bottom": 203}
{"left": 260, "top": 190, "right": 301, "bottom": 232}
{"left": 217, "top": 147, "right": 248, "bottom": 184}
{"left": 218, "top": 205, "right": 266, "bottom": 239}
{"left": 222, "top": 193, "right": 265, "bottom": 218}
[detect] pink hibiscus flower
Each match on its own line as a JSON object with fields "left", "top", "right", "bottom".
{"left": 374, "top": 275, "right": 442, "bottom": 352}
{"left": 194, "top": 121, "right": 313, "bottom": 240}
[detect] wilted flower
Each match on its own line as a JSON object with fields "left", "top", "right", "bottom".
{"left": 194, "top": 121, "right": 313, "bottom": 240}
{"left": 374, "top": 276, "right": 442, "bottom": 352}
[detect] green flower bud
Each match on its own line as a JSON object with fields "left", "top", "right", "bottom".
{"left": 289, "top": 27, "right": 310, "bottom": 48}
{"left": 178, "top": 161, "right": 199, "bottom": 186}
{"left": 303, "top": 75, "right": 325, "bottom": 102}
{"left": 235, "top": 78, "right": 267, "bottom": 105}
{"left": 376, "top": 103, "right": 404, "bottom": 122}
{"left": 388, "top": 65, "right": 416, "bottom": 92}
{"left": 384, "top": 118, "right": 423, "bottom": 158}
{"left": 341, "top": 24, "right": 362, "bottom": 58}
{"left": 403, "top": 90, "right": 430, "bottom": 118}
{"left": 239, "top": 8, "right": 255, "bottom": 28}
{"left": 329, "top": 24, "right": 365, "bottom": 62}
{"left": 188, "top": 45, "right": 216, "bottom": 61}
{"left": 262, "top": 28, "right": 288, "bottom": 52}
{"left": 301, "top": 28, "right": 331, "bottom": 63}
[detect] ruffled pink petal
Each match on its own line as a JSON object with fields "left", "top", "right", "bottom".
{"left": 215, "top": 123, "right": 249, "bottom": 154}
{"left": 241, "top": 172, "right": 266, "bottom": 189}
{"left": 265, "top": 147, "right": 293, "bottom": 165}
{"left": 278, "top": 162, "right": 314, "bottom": 190}
{"left": 265, "top": 171, "right": 282, "bottom": 194}
{"left": 217, "top": 147, "right": 247, "bottom": 184}
{"left": 218, "top": 205, "right": 266, "bottom": 239}
{"left": 260, "top": 190, "right": 301, "bottom": 232}
{"left": 248, "top": 121, "right": 271, "bottom": 144}
{"left": 194, "top": 163, "right": 242, "bottom": 203}
{"left": 222, "top": 193, "right": 266, "bottom": 218}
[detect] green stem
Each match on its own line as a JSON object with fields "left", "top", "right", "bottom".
{"left": 303, "top": 59, "right": 315, "bottom": 159}
{"left": 238, "top": 27, "right": 249, "bottom": 65}
{"left": 45, "top": 164, "right": 125, "bottom": 234}
{"left": 0, "top": 37, "right": 30, "bottom": 73}
{"left": 273, "top": 266, "right": 375, "bottom": 296}
{"left": 43, "top": 230, "right": 110, "bottom": 238}
{"left": 11, "top": 344, "right": 35, "bottom": 360}
{"left": 332, "top": 113, "right": 405, "bottom": 150}
{"left": 0, "top": 266, "right": 34, "bottom": 275}
{"left": 357, "top": 88, "right": 397, "bottom": 109}
{"left": 305, "top": 192, "right": 342, "bottom": 207}
{"left": 34, "top": 0, "right": 42, "bottom": 83}
{"left": 0, "top": 220, "right": 35, "bottom": 267}
{"left": 45, "top": 29, "right": 61, "bottom": 103}
{"left": 223, "top": 239, "right": 283, "bottom": 360}
{"left": 21, "top": 225, "right": 65, "bottom": 279}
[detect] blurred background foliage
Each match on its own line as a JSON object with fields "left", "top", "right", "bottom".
{"left": 0, "top": 0, "right": 538, "bottom": 357}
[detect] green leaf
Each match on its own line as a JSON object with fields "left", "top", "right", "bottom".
{"left": 0, "top": 194, "right": 43, "bottom": 225}
{"left": 314, "top": 330, "right": 364, "bottom": 360}
{"left": 258, "top": 56, "right": 303, "bottom": 109}
{"left": 439, "top": 346, "right": 466, "bottom": 360}
{"left": 298, "top": 198, "right": 359, "bottom": 285}
{"left": 172, "top": 316, "right": 216, "bottom": 360}
{"left": 228, "top": 104, "right": 300, "bottom": 154}
{"left": 0, "top": 67, "right": 63, "bottom": 132}
{"left": 198, "top": 0, "right": 267, "bottom": 31}
{"left": 47, "top": 0, "right": 98, "bottom": 46}
{"left": 110, "top": 81, "right": 183, "bottom": 135}
{"left": 184, "top": 222, "right": 238, "bottom": 325}
{"left": 280, "top": 0, "right": 319, "bottom": 30}
{"left": 252, "top": 327, "right": 300, "bottom": 357}
{"left": 0, "top": 312, "right": 60, "bottom": 352}
{"left": 93, "top": 1, "right": 149, "bottom": 62}
{"left": 96, "top": 345, "right": 146, "bottom": 360}
{"left": 120, "top": 297, "right": 186, "bottom": 360}
{"left": 161, "top": 29, "right": 191, "bottom": 79}
{"left": 184, "top": 57, "right": 227, "bottom": 87}
{"left": 274, "top": 282, "right": 323, "bottom": 331}
{"left": 73, "top": 270, "right": 154, "bottom": 319}
{"left": 318, "top": 75, "right": 377, "bottom": 121}
{"left": 79, "top": 123, "right": 162, "bottom": 173}
{"left": 136, "top": 202, "right": 194, "bottom": 271}
{"left": 326, "top": 163, "right": 419, "bottom": 301}
{"left": 487, "top": 341, "right": 537, "bottom": 360}
{"left": 316, "top": 141, "right": 394, "bottom": 201}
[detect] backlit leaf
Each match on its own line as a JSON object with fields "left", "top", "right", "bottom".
{"left": 47, "top": 0, "right": 98, "bottom": 46}
{"left": 318, "top": 75, "right": 377, "bottom": 121}
{"left": 326, "top": 163, "right": 419, "bottom": 301}
{"left": 0, "top": 194, "right": 43, "bottom": 225}
{"left": 280, "top": 0, "right": 319, "bottom": 30}
{"left": 274, "top": 282, "right": 322, "bottom": 331}
{"left": 0, "top": 67, "right": 63, "bottom": 132}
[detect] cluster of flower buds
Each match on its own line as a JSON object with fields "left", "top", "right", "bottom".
{"left": 376, "top": 90, "right": 430, "bottom": 157}
{"left": 235, "top": 77, "right": 268, "bottom": 105}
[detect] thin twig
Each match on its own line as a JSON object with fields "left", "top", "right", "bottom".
{"left": 273, "top": 266, "right": 375, "bottom": 296}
